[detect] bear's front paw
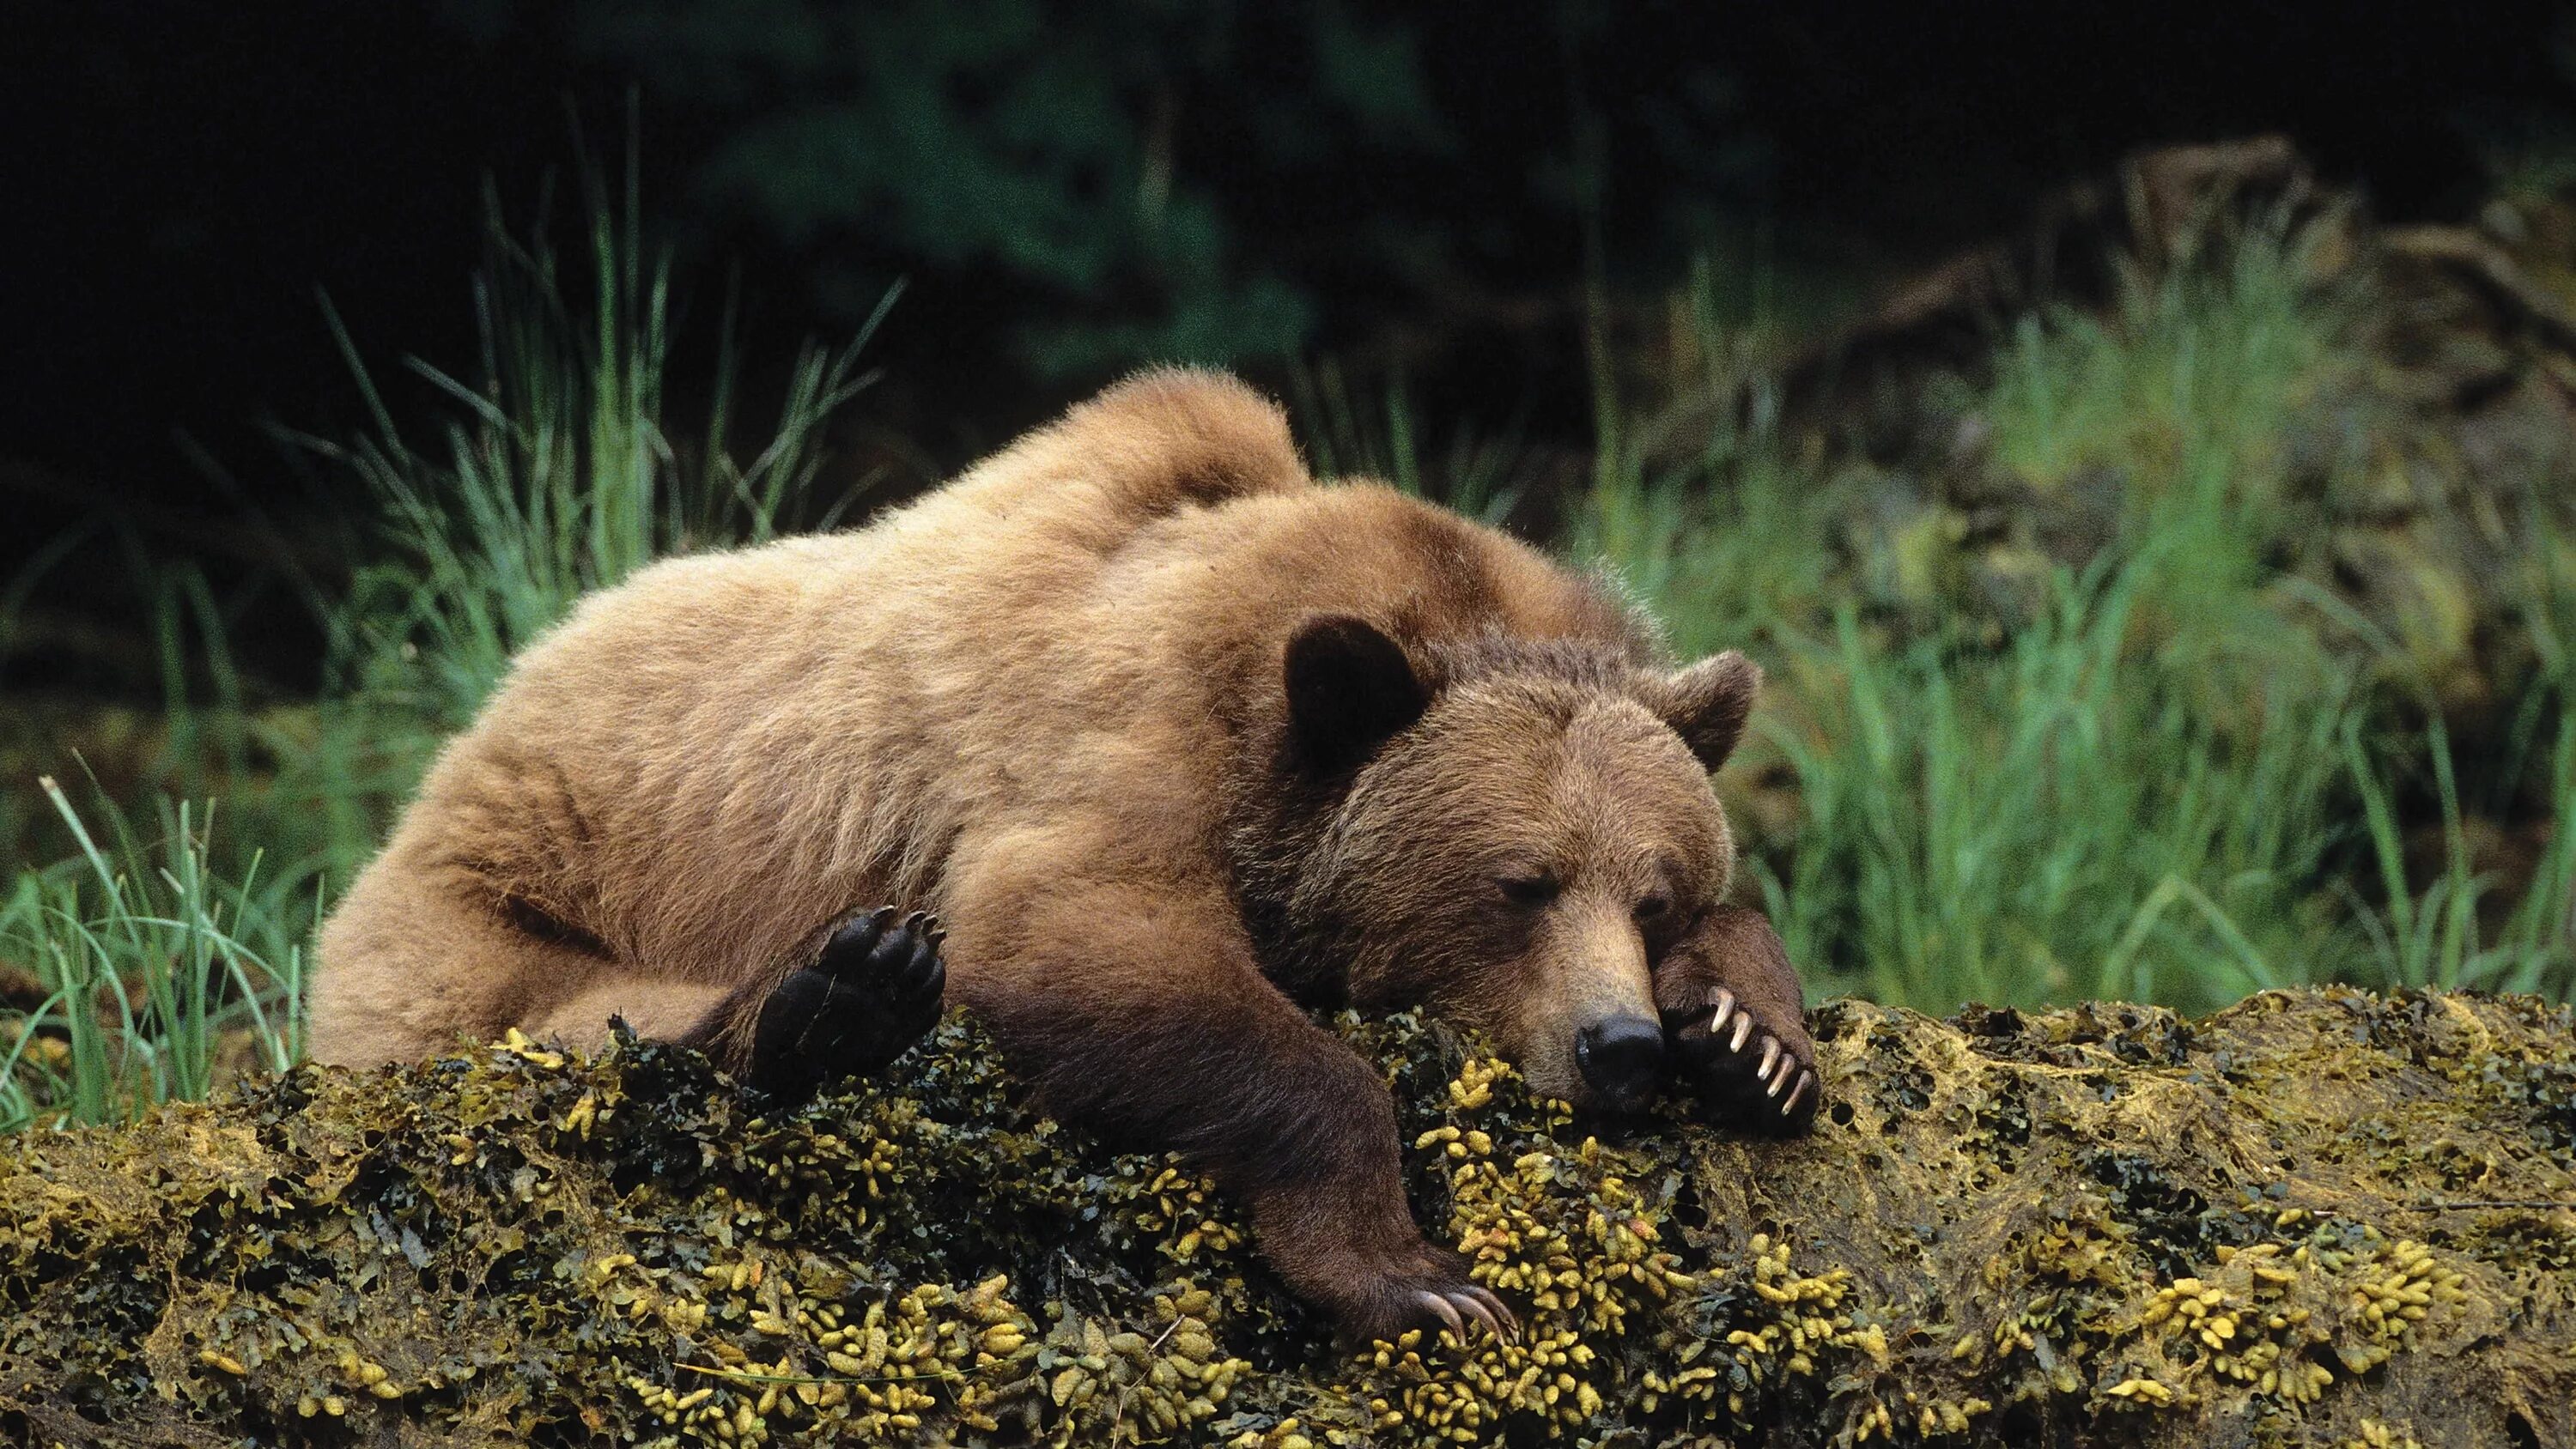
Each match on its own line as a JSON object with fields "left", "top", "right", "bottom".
{"left": 1667, "top": 981, "right": 1819, "bottom": 1131}
{"left": 746, "top": 906, "right": 946, "bottom": 1102}
{"left": 1656, "top": 905, "right": 1821, "bottom": 1134}
{"left": 1337, "top": 1242, "right": 1516, "bottom": 1348}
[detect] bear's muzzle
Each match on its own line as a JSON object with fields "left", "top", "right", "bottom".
{"left": 1574, "top": 1013, "right": 1664, "bottom": 1111}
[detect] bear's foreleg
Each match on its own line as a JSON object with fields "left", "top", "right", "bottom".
{"left": 1655, "top": 904, "right": 1823, "bottom": 1131}
{"left": 949, "top": 872, "right": 1511, "bottom": 1344}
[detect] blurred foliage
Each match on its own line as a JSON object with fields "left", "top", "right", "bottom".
{"left": 3, "top": 991, "right": 2570, "bottom": 1446}
{"left": 1559, "top": 169, "right": 2576, "bottom": 1011}
{"left": 580, "top": 0, "right": 1329, "bottom": 371}
{"left": 291, "top": 173, "right": 879, "bottom": 732}
{"left": 554, "top": 0, "right": 1769, "bottom": 378}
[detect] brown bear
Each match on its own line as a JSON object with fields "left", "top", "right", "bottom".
{"left": 309, "top": 368, "right": 1820, "bottom": 1342}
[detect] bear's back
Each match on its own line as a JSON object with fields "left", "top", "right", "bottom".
{"left": 393, "top": 372, "right": 1636, "bottom": 976}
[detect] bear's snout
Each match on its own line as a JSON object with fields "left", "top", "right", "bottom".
{"left": 1574, "top": 1014, "right": 1664, "bottom": 1111}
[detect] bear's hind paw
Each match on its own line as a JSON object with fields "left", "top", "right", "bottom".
{"left": 817, "top": 906, "right": 947, "bottom": 1024}
{"left": 746, "top": 906, "right": 946, "bottom": 1101}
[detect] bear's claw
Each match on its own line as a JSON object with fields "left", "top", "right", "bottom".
{"left": 1783, "top": 1070, "right": 1824, "bottom": 1117}
{"left": 744, "top": 905, "right": 946, "bottom": 1102}
{"left": 1779, "top": 1067, "right": 1815, "bottom": 1115}
{"left": 1413, "top": 1284, "right": 1513, "bottom": 1343}
{"left": 1340, "top": 1244, "right": 1519, "bottom": 1347}
{"left": 1382, "top": 1275, "right": 1515, "bottom": 1346}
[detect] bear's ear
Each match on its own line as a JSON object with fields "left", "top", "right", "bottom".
{"left": 1284, "top": 615, "right": 1429, "bottom": 770}
{"left": 1649, "top": 650, "right": 1761, "bottom": 772}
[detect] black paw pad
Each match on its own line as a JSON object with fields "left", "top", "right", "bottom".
{"left": 747, "top": 906, "right": 946, "bottom": 1102}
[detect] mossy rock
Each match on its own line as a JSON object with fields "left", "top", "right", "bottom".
{"left": 3, "top": 987, "right": 2571, "bottom": 1448}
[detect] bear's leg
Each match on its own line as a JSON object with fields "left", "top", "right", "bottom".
{"left": 947, "top": 867, "right": 1510, "bottom": 1344}
{"left": 311, "top": 852, "right": 627, "bottom": 1067}
{"left": 317, "top": 855, "right": 941, "bottom": 1096}
{"left": 523, "top": 979, "right": 738, "bottom": 1049}
{"left": 669, "top": 906, "right": 947, "bottom": 1102}
{"left": 1656, "top": 904, "right": 1823, "bottom": 1132}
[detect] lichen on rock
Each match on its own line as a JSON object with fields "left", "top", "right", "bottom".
{"left": 2, "top": 986, "right": 2570, "bottom": 1447}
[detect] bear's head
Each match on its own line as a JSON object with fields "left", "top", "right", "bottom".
{"left": 1278, "top": 614, "right": 1761, "bottom": 1113}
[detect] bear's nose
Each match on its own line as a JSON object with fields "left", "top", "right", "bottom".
{"left": 1574, "top": 1015, "right": 1664, "bottom": 1110}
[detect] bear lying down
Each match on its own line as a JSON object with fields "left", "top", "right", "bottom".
{"left": 310, "top": 369, "right": 1821, "bottom": 1342}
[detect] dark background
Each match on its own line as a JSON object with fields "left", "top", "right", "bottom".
{"left": 7, "top": 0, "right": 2572, "bottom": 693}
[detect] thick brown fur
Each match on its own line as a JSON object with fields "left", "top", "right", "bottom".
{"left": 311, "top": 367, "right": 1818, "bottom": 1340}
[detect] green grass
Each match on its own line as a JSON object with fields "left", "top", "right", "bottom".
{"left": 1977, "top": 214, "right": 2341, "bottom": 499}
{"left": 297, "top": 173, "right": 882, "bottom": 735}
{"left": 1569, "top": 217, "right": 2575, "bottom": 1012}
{"left": 4, "top": 195, "right": 2573, "bottom": 1131}
{"left": 0, "top": 779, "right": 305, "bottom": 1131}
{"left": 2345, "top": 710, "right": 2576, "bottom": 997}
{"left": 1290, "top": 357, "right": 1528, "bottom": 527}
{"left": 1740, "top": 556, "right": 2360, "bottom": 1012}
{"left": 1560, "top": 422, "right": 1844, "bottom": 662}
{"left": 3, "top": 176, "right": 880, "bottom": 1130}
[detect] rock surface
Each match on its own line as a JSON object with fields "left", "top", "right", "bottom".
{"left": 2, "top": 987, "right": 2571, "bottom": 1448}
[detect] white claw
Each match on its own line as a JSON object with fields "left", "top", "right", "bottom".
{"left": 1455, "top": 1292, "right": 1504, "bottom": 1341}
{"left": 1781, "top": 1070, "right": 1813, "bottom": 1116}
{"left": 1728, "top": 1014, "right": 1754, "bottom": 1052}
{"left": 1415, "top": 1289, "right": 1464, "bottom": 1338}
{"left": 1757, "top": 1036, "right": 1781, "bottom": 1082}
{"left": 1706, "top": 988, "right": 1736, "bottom": 1038}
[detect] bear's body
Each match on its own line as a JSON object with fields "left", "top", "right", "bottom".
{"left": 313, "top": 371, "right": 1818, "bottom": 1338}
